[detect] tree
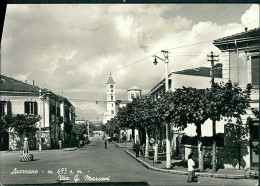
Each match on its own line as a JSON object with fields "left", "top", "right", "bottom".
{"left": 150, "top": 98, "right": 165, "bottom": 162}
{"left": 156, "top": 90, "right": 197, "bottom": 167}
{"left": 72, "top": 123, "right": 86, "bottom": 140}
{"left": 208, "top": 82, "right": 252, "bottom": 172}
{"left": 106, "top": 117, "right": 120, "bottom": 139}
{"left": 7, "top": 114, "right": 42, "bottom": 137}
{"left": 168, "top": 87, "right": 210, "bottom": 171}
{"left": 0, "top": 115, "right": 13, "bottom": 132}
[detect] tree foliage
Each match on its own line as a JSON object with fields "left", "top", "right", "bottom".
{"left": 1, "top": 114, "right": 41, "bottom": 135}
{"left": 208, "top": 82, "right": 252, "bottom": 121}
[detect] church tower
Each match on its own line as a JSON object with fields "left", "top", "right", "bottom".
{"left": 104, "top": 74, "right": 116, "bottom": 124}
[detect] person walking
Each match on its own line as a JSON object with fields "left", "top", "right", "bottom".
{"left": 135, "top": 140, "right": 140, "bottom": 157}
{"left": 104, "top": 135, "right": 107, "bottom": 149}
{"left": 187, "top": 153, "right": 198, "bottom": 183}
{"left": 79, "top": 140, "right": 83, "bottom": 149}
{"left": 142, "top": 144, "right": 145, "bottom": 157}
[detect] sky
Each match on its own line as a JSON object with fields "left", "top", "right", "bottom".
{"left": 1, "top": 4, "right": 259, "bottom": 122}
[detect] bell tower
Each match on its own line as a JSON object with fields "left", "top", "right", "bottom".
{"left": 105, "top": 74, "right": 116, "bottom": 123}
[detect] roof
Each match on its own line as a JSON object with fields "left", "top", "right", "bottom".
{"left": 172, "top": 66, "right": 222, "bottom": 78}
{"left": 127, "top": 86, "right": 142, "bottom": 91}
{"left": 116, "top": 100, "right": 130, "bottom": 104}
{"left": 0, "top": 74, "right": 46, "bottom": 92}
{"left": 213, "top": 28, "right": 260, "bottom": 43}
{"left": 213, "top": 28, "right": 260, "bottom": 52}
{"left": 0, "top": 74, "right": 74, "bottom": 107}
{"left": 55, "top": 94, "right": 73, "bottom": 106}
{"left": 149, "top": 65, "right": 222, "bottom": 94}
{"left": 107, "top": 75, "right": 115, "bottom": 84}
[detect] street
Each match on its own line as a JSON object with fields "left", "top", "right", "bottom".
{"left": 0, "top": 135, "right": 258, "bottom": 186}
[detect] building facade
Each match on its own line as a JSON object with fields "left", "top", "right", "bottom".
{"left": 213, "top": 27, "right": 259, "bottom": 169}
{"left": 148, "top": 66, "right": 224, "bottom": 155}
{"left": 103, "top": 75, "right": 116, "bottom": 124}
{"left": 0, "top": 75, "right": 75, "bottom": 150}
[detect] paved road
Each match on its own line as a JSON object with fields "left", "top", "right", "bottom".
{"left": 0, "top": 135, "right": 258, "bottom": 186}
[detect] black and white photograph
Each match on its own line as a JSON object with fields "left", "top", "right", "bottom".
{"left": 0, "top": 3, "right": 259, "bottom": 186}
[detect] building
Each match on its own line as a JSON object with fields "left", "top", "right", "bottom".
{"left": 103, "top": 74, "right": 116, "bottom": 124}
{"left": 127, "top": 86, "right": 142, "bottom": 102}
{"left": 148, "top": 66, "right": 224, "bottom": 154}
{"left": 213, "top": 27, "right": 259, "bottom": 169}
{"left": 0, "top": 75, "right": 75, "bottom": 150}
{"left": 149, "top": 66, "right": 223, "bottom": 102}
{"left": 103, "top": 74, "right": 141, "bottom": 142}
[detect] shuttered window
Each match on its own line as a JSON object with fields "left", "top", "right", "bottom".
{"left": 6, "top": 101, "right": 12, "bottom": 116}
{"left": 251, "top": 56, "right": 259, "bottom": 86}
{"left": 24, "top": 101, "right": 38, "bottom": 115}
{"left": 0, "top": 101, "right": 6, "bottom": 117}
{"left": 0, "top": 101, "right": 12, "bottom": 117}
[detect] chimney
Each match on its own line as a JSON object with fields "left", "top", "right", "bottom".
{"left": 33, "top": 80, "right": 35, "bottom": 86}
{"left": 245, "top": 27, "right": 248, "bottom": 32}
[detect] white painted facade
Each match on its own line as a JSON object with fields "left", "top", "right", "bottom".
{"left": 103, "top": 75, "right": 116, "bottom": 124}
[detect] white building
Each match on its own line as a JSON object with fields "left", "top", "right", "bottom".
{"left": 102, "top": 74, "right": 141, "bottom": 142}
{"left": 103, "top": 74, "right": 116, "bottom": 124}
{"left": 0, "top": 75, "right": 75, "bottom": 150}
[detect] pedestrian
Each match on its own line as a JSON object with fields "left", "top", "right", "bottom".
{"left": 135, "top": 140, "right": 140, "bottom": 157}
{"left": 187, "top": 153, "right": 198, "bottom": 183}
{"left": 104, "top": 136, "right": 107, "bottom": 149}
{"left": 142, "top": 144, "right": 145, "bottom": 157}
{"left": 79, "top": 140, "right": 83, "bottom": 148}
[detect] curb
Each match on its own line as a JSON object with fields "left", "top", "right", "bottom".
{"left": 125, "top": 150, "right": 245, "bottom": 179}
{"left": 2, "top": 147, "right": 78, "bottom": 153}
{"left": 112, "top": 141, "right": 132, "bottom": 148}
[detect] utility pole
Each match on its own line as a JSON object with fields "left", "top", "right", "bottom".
{"left": 38, "top": 90, "right": 42, "bottom": 151}
{"left": 153, "top": 50, "right": 171, "bottom": 169}
{"left": 207, "top": 51, "right": 219, "bottom": 172}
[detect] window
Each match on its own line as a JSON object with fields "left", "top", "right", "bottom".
{"left": 0, "top": 101, "right": 6, "bottom": 117}
{"left": 111, "top": 110, "right": 114, "bottom": 114}
{"left": 0, "top": 101, "right": 12, "bottom": 117}
{"left": 111, "top": 96, "right": 113, "bottom": 101}
{"left": 251, "top": 56, "right": 259, "bottom": 86}
{"left": 111, "top": 89, "right": 113, "bottom": 92}
{"left": 131, "top": 94, "right": 134, "bottom": 99}
{"left": 57, "top": 107, "right": 60, "bottom": 116}
{"left": 136, "top": 93, "right": 139, "bottom": 97}
{"left": 24, "top": 101, "right": 38, "bottom": 115}
{"left": 110, "top": 85, "right": 114, "bottom": 88}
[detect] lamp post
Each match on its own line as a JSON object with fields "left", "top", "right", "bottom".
{"left": 153, "top": 50, "right": 171, "bottom": 169}
{"left": 39, "top": 89, "right": 46, "bottom": 151}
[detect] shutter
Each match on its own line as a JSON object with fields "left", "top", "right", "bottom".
{"left": 0, "top": 102, "right": 5, "bottom": 117}
{"left": 34, "top": 102, "right": 38, "bottom": 115}
{"left": 251, "top": 56, "right": 259, "bottom": 86}
{"left": 24, "top": 102, "right": 29, "bottom": 114}
{"left": 7, "top": 101, "right": 12, "bottom": 116}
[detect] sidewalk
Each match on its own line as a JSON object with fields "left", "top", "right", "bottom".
{"left": 113, "top": 141, "right": 245, "bottom": 179}
{"left": 0, "top": 147, "right": 78, "bottom": 153}
{"left": 112, "top": 141, "right": 132, "bottom": 148}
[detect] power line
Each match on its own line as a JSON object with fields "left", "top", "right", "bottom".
{"left": 167, "top": 5, "right": 235, "bottom": 52}
{"left": 55, "top": 5, "right": 240, "bottom": 90}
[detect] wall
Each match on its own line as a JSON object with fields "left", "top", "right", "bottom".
{"left": 127, "top": 89, "right": 141, "bottom": 102}
{"left": 179, "top": 144, "right": 225, "bottom": 169}
{"left": 224, "top": 123, "right": 250, "bottom": 169}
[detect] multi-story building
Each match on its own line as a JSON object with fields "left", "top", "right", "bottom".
{"left": 0, "top": 75, "right": 75, "bottom": 150}
{"left": 213, "top": 27, "right": 259, "bottom": 169}
{"left": 148, "top": 66, "right": 223, "bottom": 153}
